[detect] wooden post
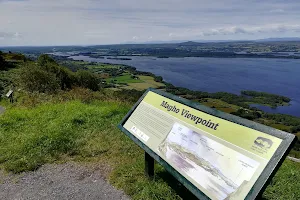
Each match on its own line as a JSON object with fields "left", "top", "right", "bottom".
{"left": 255, "top": 193, "right": 263, "bottom": 200}
{"left": 10, "top": 93, "right": 14, "bottom": 103}
{"left": 145, "top": 152, "right": 154, "bottom": 179}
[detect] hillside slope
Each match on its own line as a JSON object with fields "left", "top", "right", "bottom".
{"left": 0, "top": 91, "right": 299, "bottom": 200}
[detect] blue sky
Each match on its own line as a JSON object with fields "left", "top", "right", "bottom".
{"left": 0, "top": 0, "right": 300, "bottom": 46}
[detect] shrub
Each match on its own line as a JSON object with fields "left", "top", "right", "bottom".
{"left": 154, "top": 76, "right": 163, "bottom": 82}
{"left": 37, "top": 54, "right": 57, "bottom": 66}
{"left": 0, "top": 82, "right": 3, "bottom": 98}
{"left": 0, "top": 54, "right": 8, "bottom": 70}
{"left": 76, "top": 70, "right": 100, "bottom": 91}
{"left": 38, "top": 55, "right": 76, "bottom": 90}
{"left": 18, "top": 63, "right": 60, "bottom": 93}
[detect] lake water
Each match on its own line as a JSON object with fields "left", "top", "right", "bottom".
{"left": 69, "top": 55, "right": 300, "bottom": 117}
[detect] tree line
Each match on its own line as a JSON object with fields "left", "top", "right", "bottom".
{"left": 18, "top": 54, "right": 101, "bottom": 93}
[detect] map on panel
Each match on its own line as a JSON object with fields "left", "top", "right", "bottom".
{"left": 158, "top": 122, "right": 260, "bottom": 199}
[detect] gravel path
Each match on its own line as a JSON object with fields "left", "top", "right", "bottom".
{"left": 0, "top": 162, "right": 130, "bottom": 200}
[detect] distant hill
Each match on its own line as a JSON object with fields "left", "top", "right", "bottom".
{"left": 255, "top": 37, "right": 300, "bottom": 42}
{"left": 144, "top": 39, "right": 249, "bottom": 44}
{"left": 178, "top": 41, "right": 202, "bottom": 46}
{"left": 139, "top": 38, "right": 300, "bottom": 44}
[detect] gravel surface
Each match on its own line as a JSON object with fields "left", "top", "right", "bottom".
{"left": 0, "top": 162, "right": 130, "bottom": 200}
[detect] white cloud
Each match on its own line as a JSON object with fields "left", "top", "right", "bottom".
{"left": 0, "top": 31, "right": 22, "bottom": 39}
{"left": 269, "top": 9, "right": 285, "bottom": 13}
{"left": 201, "top": 25, "right": 300, "bottom": 36}
{"left": 0, "top": 0, "right": 300, "bottom": 45}
{"left": 14, "top": 32, "right": 21, "bottom": 37}
{"left": 161, "top": 24, "right": 300, "bottom": 39}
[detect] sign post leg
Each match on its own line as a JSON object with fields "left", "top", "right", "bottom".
{"left": 145, "top": 152, "right": 154, "bottom": 179}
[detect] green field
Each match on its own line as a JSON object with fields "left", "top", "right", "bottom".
{"left": 57, "top": 60, "right": 166, "bottom": 91}
{"left": 269, "top": 123, "right": 291, "bottom": 131}
{"left": 107, "top": 74, "right": 143, "bottom": 84}
{"left": 87, "top": 64, "right": 120, "bottom": 70}
{"left": 107, "top": 75, "right": 165, "bottom": 90}
{"left": 0, "top": 91, "right": 299, "bottom": 200}
{"left": 120, "top": 75, "right": 165, "bottom": 90}
{"left": 200, "top": 98, "right": 240, "bottom": 113}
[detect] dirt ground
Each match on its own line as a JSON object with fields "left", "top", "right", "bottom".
{"left": 0, "top": 162, "right": 129, "bottom": 200}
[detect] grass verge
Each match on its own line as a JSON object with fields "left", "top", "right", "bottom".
{"left": 0, "top": 97, "right": 299, "bottom": 200}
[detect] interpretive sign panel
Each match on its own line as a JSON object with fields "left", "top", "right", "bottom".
{"left": 118, "top": 88, "right": 296, "bottom": 200}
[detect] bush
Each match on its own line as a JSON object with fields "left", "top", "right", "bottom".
{"left": 38, "top": 55, "right": 76, "bottom": 90}
{"left": 18, "top": 63, "right": 60, "bottom": 93}
{"left": 231, "top": 109, "right": 261, "bottom": 120}
{"left": 154, "top": 76, "right": 163, "bottom": 82}
{"left": 0, "top": 54, "right": 8, "bottom": 70}
{"left": 76, "top": 70, "right": 100, "bottom": 91}
{"left": 290, "top": 126, "right": 300, "bottom": 133}
{"left": 18, "top": 55, "right": 101, "bottom": 93}
{"left": 0, "top": 82, "right": 3, "bottom": 98}
{"left": 37, "top": 54, "right": 57, "bottom": 66}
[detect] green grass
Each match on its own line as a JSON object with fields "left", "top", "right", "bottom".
{"left": 87, "top": 64, "right": 119, "bottom": 69}
{"left": 200, "top": 98, "right": 240, "bottom": 113}
{"left": 0, "top": 97, "right": 299, "bottom": 199}
{"left": 120, "top": 75, "right": 165, "bottom": 91}
{"left": 263, "top": 160, "right": 300, "bottom": 200}
{"left": 269, "top": 123, "right": 291, "bottom": 131}
{"left": 70, "top": 61, "right": 90, "bottom": 65}
{"left": 107, "top": 74, "right": 143, "bottom": 84}
{"left": 0, "top": 99, "right": 184, "bottom": 199}
{"left": 0, "top": 100, "right": 128, "bottom": 172}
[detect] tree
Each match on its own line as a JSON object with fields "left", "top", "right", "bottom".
{"left": 76, "top": 70, "right": 100, "bottom": 91}
{"left": 18, "top": 63, "right": 60, "bottom": 93}
{"left": 154, "top": 76, "right": 163, "bottom": 82}
{"left": 37, "top": 54, "right": 57, "bottom": 67}
{"left": 0, "top": 55, "right": 7, "bottom": 70}
{"left": 131, "top": 75, "right": 139, "bottom": 79}
{"left": 0, "top": 82, "right": 4, "bottom": 99}
{"left": 290, "top": 126, "right": 300, "bottom": 133}
{"left": 37, "top": 55, "right": 75, "bottom": 90}
{"left": 57, "top": 67, "right": 76, "bottom": 90}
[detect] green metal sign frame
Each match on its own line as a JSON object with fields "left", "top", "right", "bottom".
{"left": 118, "top": 88, "right": 297, "bottom": 200}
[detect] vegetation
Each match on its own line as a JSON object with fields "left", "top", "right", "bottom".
{"left": 76, "top": 70, "right": 100, "bottom": 91}
{"left": 107, "top": 74, "right": 143, "bottom": 84}
{"left": 0, "top": 52, "right": 299, "bottom": 199}
{"left": 231, "top": 109, "right": 262, "bottom": 120}
{"left": 19, "top": 63, "right": 61, "bottom": 93}
{"left": 263, "top": 160, "right": 300, "bottom": 200}
{"left": 121, "top": 75, "right": 165, "bottom": 91}
{"left": 0, "top": 52, "right": 12, "bottom": 71}
{"left": 154, "top": 76, "right": 163, "bottom": 82}
{"left": 0, "top": 89, "right": 299, "bottom": 199}
{"left": 57, "top": 60, "right": 166, "bottom": 91}
{"left": 0, "top": 52, "right": 26, "bottom": 99}
{"left": 14, "top": 55, "right": 101, "bottom": 93}
{"left": 165, "top": 84, "right": 291, "bottom": 108}
{"left": 241, "top": 90, "right": 291, "bottom": 107}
